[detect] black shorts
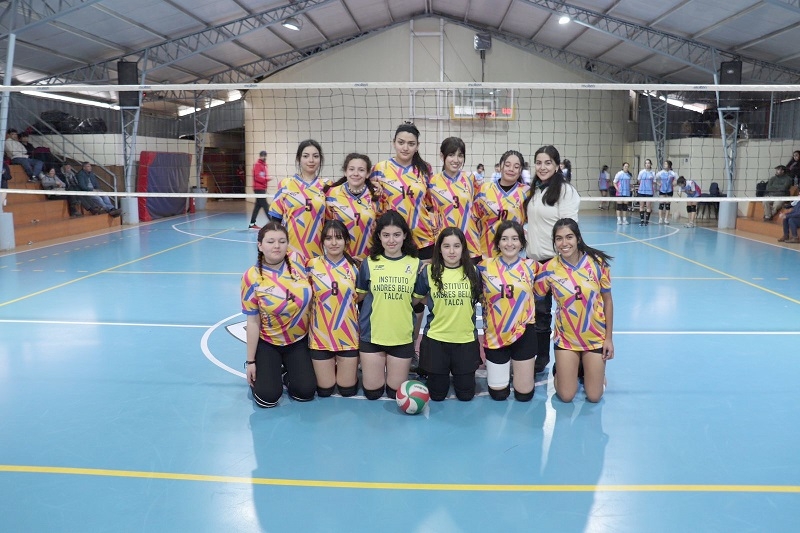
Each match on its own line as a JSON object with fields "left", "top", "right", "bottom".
{"left": 484, "top": 324, "right": 537, "bottom": 364}
{"left": 419, "top": 336, "right": 481, "bottom": 375}
{"left": 554, "top": 344, "right": 603, "bottom": 355}
{"left": 418, "top": 245, "right": 434, "bottom": 261}
{"left": 637, "top": 194, "right": 653, "bottom": 198}
{"left": 659, "top": 191, "right": 674, "bottom": 197}
{"left": 360, "top": 340, "right": 415, "bottom": 359}
{"left": 310, "top": 349, "right": 359, "bottom": 360}
{"left": 615, "top": 201, "right": 629, "bottom": 211}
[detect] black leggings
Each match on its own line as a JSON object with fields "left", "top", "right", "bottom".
{"left": 251, "top": 337, "right": 316, "bottom": 406}
{"left": 249, "top": 189, "right": 270, "bottom": 224}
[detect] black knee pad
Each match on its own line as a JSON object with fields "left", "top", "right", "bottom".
{"left": 337, "top": 383, "right": 358, "bottom": 397}
{"left": 316, "top": 385, "right": 335, "bottom": 398}
{"left": 687, "top": 205, "right": 697, "bottom": 213}
{"left": 489, "top": 385, "right": 511, "bottom": 401}
{"left": 289, "top": 390, "right": 315, "bottom": 402}
{"left": 455, "top": 389, "right": 475, "bottom": 401}
{"left": 364, "top": 386, "right": 385, "bottom": 400}
{"left": 252, "top": 390, "right": 279, "bottom": 408}
{"left": 385, "top": 385, "right": 397, "bottom": 400}
{"left": 413, "top": 302, "right": 425, "bottom": 314}
{"left": 514, "top": 388, "right": 534, "bottom": 402}
{"left": 665, "top": 203, "right": 671, "bottom": 210}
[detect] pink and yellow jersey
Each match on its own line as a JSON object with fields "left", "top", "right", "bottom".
{"left": 473, "top": 181, "right": 530, "bottom": 257}
{"left": 269, "top": 175, "right": 328, "bottom": 260}
{"left": 306, "top": 255, "right": 360, "bottom": 351}
{"left": 478, "top": 256, "right": 539, "bottom": 349}
{"left": 428, "top": 170, "right": 482, "bottom": 257}
{"left": 241, "top": 253, "right": 312, "bottom": 346}
{"left": 534, "top": 254, "right": 611, "bottom": 351}
{"left": 370, "top": 159, "right": 437, "bottom": 249}
{"left": 325, "top": 184, "right": 377, "bottom": 262}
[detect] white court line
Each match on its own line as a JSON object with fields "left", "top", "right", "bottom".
{"left": 0, "top": 319, "right": 210, "bottom": 328}
{"left": 171, "top": 215, "right": 256, "bottom": 243}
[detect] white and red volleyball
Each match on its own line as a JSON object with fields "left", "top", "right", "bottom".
{"left": 396, "top": 380, "right": 430, "bottom": 415}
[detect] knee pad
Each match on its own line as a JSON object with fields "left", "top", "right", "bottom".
{"left": 364, "top": 386, "right": 385, "bottom": 400}
{"left": 514, "top": 388, "right": 534, "bottom": 402}
{"left": 385, "top": 385, "right": 397, "bottom": 400}
{"left": 337, "top": 383, "right": 358, "bottom": 397}
{"left": 687, "top": 205, "right": 697, "bottom": 213}
{"left": 658, "top": 202, "right": 665, "bottom": 210}
{"left": 252, "top": 390, "right": 279, "bottom": 408}
{"left": 486, "top": 360, "right": 511, "bottom": 389}
{"left": 316, "top": 385, "right": 335, "bottom": 398}
{"left": 488, "top": 385, "right": 511, "bottom": 401}
{"left": 413, "top": 302, "right": 425, "bottom": 314}
{"left": 289, "top": 390, "right": 315, "bottom": 402}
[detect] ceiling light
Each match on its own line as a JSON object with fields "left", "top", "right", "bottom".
{"left": 282, "top": 16, "right": 302, "bottom": 31}
{"left": 21, "top": 90, "right": 120, "bottom": 110}
{"left": 558, "top": 15, "right": 571, "bottom": 24}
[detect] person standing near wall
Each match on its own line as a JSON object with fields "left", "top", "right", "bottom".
{"left": 249, "top": 150, "right": 271, "bottom": 229}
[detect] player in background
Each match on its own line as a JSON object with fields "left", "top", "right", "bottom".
{"left": 478, "top": 220, "right": 539, "bottom": 402}
{"left": 427, "top": 137, "right": 482, "bottom": 262}
{"left": 637, "top": 158, "right": 656, "bottom": 226}
{"left": 241, "top": 223, "right": 316, "bottom": 408}
{"left": 598, "top": 164, "right": 610, "bottom": 210}
{"left": 474, "top": 150, "right": 530, "bottom": 259}
{"left": 415, "top": 227, "right": 483, "bottom": 401}
{"left": 535, "top": 218, "right": 614, "bottom": 403}
{"left": 356, "top": 210, "right": 426, "bottom": 400}
{"left": 656, "top": 159, "right": 677, "bottom": 224}
{"left": 613, "top": 162, "right": 632, "bottom": 225}
{"left": 269, "top": 139, "right": 328, "bottom": 260}
{"left": 324, "top": 153, "right": 378, "bottom": 263}
{"left": 306, "top": 220, "right": 361, "bottom": 398}
{"left": 676, "top": 175, "right": 701, "bottom": 228}
{"left": 248, "top": 150, "right": 271, "bottom": 229}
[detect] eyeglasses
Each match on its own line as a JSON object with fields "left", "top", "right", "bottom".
{"left": 574, "top": 285, "right": 583, "bottom": 301}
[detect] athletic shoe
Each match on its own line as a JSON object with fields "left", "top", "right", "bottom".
{"left": 683, "top": 223, "right": 695, "bottom": 228}
{"left": 786, "top": 237, "right": 800, "bottom": 243}
{"left": 616, "top": 219, "right": 622, "bottom": 225}
{"left": 778, "top": 236, "right": 789, "bottom": 242}
{"left": 622, "top": 219, "right": 629, "bottom": 225}
{"left": 656, "top": 220, "right": 663, "bottom": 224}
{"left": 249, "top": 223, "right": 260, "bottom": 229}
{"left": 664, "top": 220, "right": 671, "bottom": 224}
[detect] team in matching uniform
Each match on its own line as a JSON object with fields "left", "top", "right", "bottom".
{"left": 242, "top": 127, "right": 615, "bottom": 407}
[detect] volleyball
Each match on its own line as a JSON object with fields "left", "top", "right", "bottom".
{"left": 396, "top": 380, "right": 430, "bottom": 415}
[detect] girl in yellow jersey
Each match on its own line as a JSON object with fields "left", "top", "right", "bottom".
{"left": 241, "top": 223, "right": 316, "bottom": 408}
{"left": 474, "top": 150, "right": 530, "bottom": 258}
{"left": 324, "top": 153, "right": 379, "bottom": 263}
{"left": 416, "top": 227, "right": 483, "bottom": 401}
{"left": 356, "top": 210, "right": 426, "bottom": 400}
{"left": 477, "top": 220, "right": 539, "bottom": 401}
{"left": 306, "top": 220, "right": 361, "bottom": 398}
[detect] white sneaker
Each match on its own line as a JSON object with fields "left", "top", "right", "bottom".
{"left": 617, "top": 219, "right": 622, "bottom": 225}
{"left": 622, "top": 219, "right": 629, "bottom": 225}
{"left": 656, "top": 220, "right": 663, "bottom": 224}
{"left": 664, "top": 219, "right": 670, "bottom": 225}
{"left": 684, "top": 223, "right": 695, "bottom": 228}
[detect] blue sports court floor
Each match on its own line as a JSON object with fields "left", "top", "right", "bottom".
{"left": 1, "top": 204, "right": 798, "bottom": 532}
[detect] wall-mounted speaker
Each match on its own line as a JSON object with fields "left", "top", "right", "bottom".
{"left": 718, "top": 60, "right": 742, "bottom": 108}
{"left": 118, "top": 61, "right": 140, "bottom": 108}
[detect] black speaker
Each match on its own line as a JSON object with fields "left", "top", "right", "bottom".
{"left": 117, "top": 61, "right": 140, "bottom": 107}
{"left": 719, "top": 60, "right": 742, "bottom": 108}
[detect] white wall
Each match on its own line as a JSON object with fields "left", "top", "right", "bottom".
{"left": 244, "top": 19, "right": 632, "bottom": 198}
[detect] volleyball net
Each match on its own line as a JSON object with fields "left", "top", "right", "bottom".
{"left": 3, "top": 82, "right": 800, "bottom": 211}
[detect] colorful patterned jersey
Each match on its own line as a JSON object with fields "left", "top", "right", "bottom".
{"left": 325, "top": 184, "right": 377, "bottom": 261}
{"left": 478, "top": 256, "right": 539, "bottom": 349}
{"left": 269, "top": 175, "right": 328, "bottom": 260}
{"left": 637, "top": 170, "right": 656, "bottom": 195}
{"left": 241, "top": 253, "right": 312, "bottom": 346}
{"left": 370, "top": 159, "right": 437, "bottom": 249}
{"left": 427, "top": 170, "right": 482, "bottom": 257}
{"left": 473, "top": 181, "right": 530, "bottom": 257}
{"left": 534, "top": 253, "right": 611, "bottom": 351}
{"left": 306, "top": 255, "right": 360, "bottom": 351}
{"left": 356, "top": 254, "right": 426, "bottom": 346}
{"left": 613, "top": 171, "right": 632, "bottom": 197}
{"left": 418, "top": 264, "right": 479, "bottom": 344}
{"left": 656, "top": 170, "right": 676, "bottom": 193}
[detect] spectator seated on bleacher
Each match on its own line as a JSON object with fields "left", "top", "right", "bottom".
{"left": 786, "top": 150, "right": 800, "bottom": 188}
{"left": 41, "top": 168, "right": 66, "bottom": 191}
{"left": 62, "top": 163, "right": 119, "bottom": 218}
{"left": 75, "top": 161, "right": 118, "bottom": 214}
{"left": 4, "top": 129, "right": 44, "bottom": 181}
{"left": 777, "top": 189, "right": 800, "bottom": 244}
{"left": 763, "top": 165, "right": 793, "bottom": 221}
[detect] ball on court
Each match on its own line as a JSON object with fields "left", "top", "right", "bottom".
{"left": 396, "top": 380, "right": 430, "bottom": 415}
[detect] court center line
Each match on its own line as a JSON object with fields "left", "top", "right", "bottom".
{"left": 617, "top": 232, "right": 800, "bottom": 305}
{"left": 0, "top": 229, "right": 231, "bottom": 308}
{"left": 1, "top": 465, "right": 798, "bottom": 494}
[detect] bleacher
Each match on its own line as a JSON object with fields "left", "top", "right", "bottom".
{"left": 2, "top": 164, "right": 121, "bottom": 247}
{"left": 736, "top": 201, "right": 786, "bottom": 239}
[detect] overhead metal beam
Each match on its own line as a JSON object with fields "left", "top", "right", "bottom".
{"left": 27, "top": 0, "right": 337, "bottom": 85}
{"left": 340, "top": 0, "right": 362, "bottom": 31}
{"left": 518, "top": 0, "right": 800, "bottom": 84}
{"left": 689, "top": 3, "right": 763, "bottom": 40}
{"left": 0, "top": 0, "right": 102, "bottom": 38}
